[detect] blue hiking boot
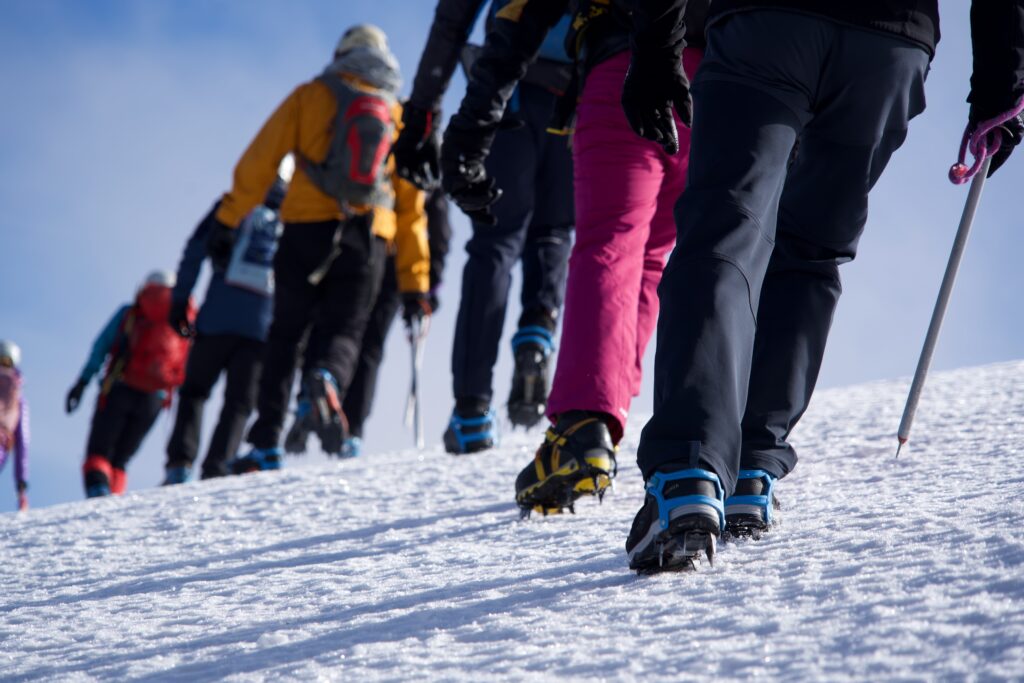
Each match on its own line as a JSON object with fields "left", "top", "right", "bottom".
{"left": 626, "top": 468, "right": 724, "bottom": 573}
{"left": 508, "top": 325, "right": 555, "bottom": 429}
{"left": 162, "top": 465, "right": 192, "bottom": 486}
{"left": 725, "top": 469, "right": 779, "bottom": 538}
{"left": 230, "top": 447, "right": 283, "bottom": 474}
{"left": 443, "top": 406, "right": 496, "bottom": 454}
{"left": 284, "top": 398, "right": 314, "bottom": 455}
{"left": 85, "top": 481, "right": 111, "bottom": 498}
{"left": 340, "top": 436, "right": 362, "bottom": 459}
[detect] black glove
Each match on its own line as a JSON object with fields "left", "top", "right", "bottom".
{"left": 168, "top": 298, "right": 194, "bottom": 338}
{"left": 394, "top": 104, "right": 442, "bottom": 192}
{"left": 66, "top": 379, "right": 87, "bottom": 414}
{"left": 427, "top": 285, "right": 441, "bottom": 316}
{"left": 622, "top": 49, "right": 692, "bottom": 155}
{"left": 401, "top": 292, "right": 433, "bottom": 326}
{"left": 206, "top": 217, "right": 237, "bottom": 271}
{"left": 969, "top": 102, "right": 1024, "bottom": 178}
{"left": 441, "top": 125, "right": 502, "bottom": 226}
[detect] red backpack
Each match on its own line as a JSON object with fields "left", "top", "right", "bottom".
{"left": 117, "top": 284, "right": 195, "bottom": 394}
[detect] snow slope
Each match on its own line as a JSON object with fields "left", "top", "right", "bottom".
{"left": 3, "top": 361, "right": 1023, "bottom": 681}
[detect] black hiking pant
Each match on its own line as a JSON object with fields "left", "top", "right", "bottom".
{"left": 451, "top": 82, "right": 574, "bottom": 406}
{"left": 166, "top": 333, "right": 263, "bottom": 477}
{"left": 248, "top": 219, "right": 386, "bottom": 450}
{"left": 636, "top": 11, "right": 930, "bottom": 496}
{"left": 343, "top": 256, "right": 401, "bottom": 438}
{"left": 86, "top": 382, "right": 164, "bottom": 469}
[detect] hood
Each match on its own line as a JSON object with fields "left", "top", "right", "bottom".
{"left": 326, "top": 46, "right": 402, "bottom": 95}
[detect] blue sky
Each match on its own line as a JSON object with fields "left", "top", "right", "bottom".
{"left": 2, "top": 1, "right": 1021, "bottom": 509}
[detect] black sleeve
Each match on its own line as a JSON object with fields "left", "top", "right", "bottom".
{"left": 629, "top": 0, "right": 689, "bottom": 58}
{"left": 425, "top": 190, "right": 452, "bottom": 289}
{"left": 969, "top": 0, "right": 1024, "bottom": 120}
{"left": 408, "top": 0, "right": 491, "bottom": 112}
{"left": 446, "top": 0, "right": 569, "bottom": 144}
{"left": 171, "top": 203, "right": 217, "bottom": 304}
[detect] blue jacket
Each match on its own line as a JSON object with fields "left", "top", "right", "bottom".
{"left": 173, "top": 204, "right": 274, "bottom": 342}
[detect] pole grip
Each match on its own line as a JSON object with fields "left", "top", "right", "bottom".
{"left": 897, "top": 156, "right": 991, "bottom": 446}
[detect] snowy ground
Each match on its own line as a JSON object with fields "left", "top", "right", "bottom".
{"left": 2, "top": 361, "right": 1023, "bottom": 681}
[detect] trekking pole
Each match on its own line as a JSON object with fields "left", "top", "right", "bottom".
{"left": 404, "top": 315, "right": 429, "bottom": 450}
{"left": 896, "top": 157, "right": 990, "bottom": 456}
{"left": 894, "top": 97, "right": 1024, "bottom": 455}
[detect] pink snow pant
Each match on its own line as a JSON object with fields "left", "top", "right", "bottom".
{"left": 546, "top": 48, "right": 702, "bottom": 443}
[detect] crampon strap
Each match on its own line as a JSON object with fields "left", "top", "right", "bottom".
{"left": 949, "top": 97, "right": 1024, "bottom": 185}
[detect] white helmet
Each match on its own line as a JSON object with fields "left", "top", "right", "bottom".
{"left": 0, "top": 340, "right": 21, "bottom": 369}
{"left": 142, "top": 269, "right": 176, "bottom": 289}
{"left": 335, "top": 24, "right": 388, "bottom": 56}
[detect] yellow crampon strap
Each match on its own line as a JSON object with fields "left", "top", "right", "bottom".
{"left": 535, "top": 417, "right": 600, "bottom": 479}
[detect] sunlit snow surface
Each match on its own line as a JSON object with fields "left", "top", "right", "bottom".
{"left": 3, "top": 362, "right": 1023, "bottom": 681}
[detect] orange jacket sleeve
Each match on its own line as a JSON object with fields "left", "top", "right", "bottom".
{"left": 216, "top": 87, "right": 302, "bottom": 228}
{"left": 391, "top": 174, "right": 430, "bottom": 294}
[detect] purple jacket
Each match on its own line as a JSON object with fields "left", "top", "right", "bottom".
{"left": 0, "top": 396, "right": 28, "bottom": 490}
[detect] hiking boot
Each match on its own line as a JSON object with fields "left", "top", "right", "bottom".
{"left": 304, "top": 369, "right": 349, "bottom": 456}
{"left": 83, "top": 455, "right": 113, "bottom": 499}
{"left": 507, "top": 326, "right": 554, "bottom": 429}
{"left": 515, "top": 411, "right": 616, "bottom": 517}
{"left": 163, "top": 464, "right": 192, "bottom": 486}
{"left": 443, "top": 404, "right": 496, "bottom": 454}
{"left": 626, "top": 467, "right": 724, "bottom": 573}
{"left": 725, "top": 469, "right": 779, "bottom": 538}
{"left": 230, "top": 447, "right": 283, "bottom": 474}
{"left": 340, "top": 436, "right": 362, "bottom": 459}
{"left": 284, "top": 398, "right": 314, "bottom": 454}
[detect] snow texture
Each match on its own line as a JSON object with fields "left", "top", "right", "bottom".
{"left": 2, "top": 361, "right": 1023, "bottom": 681}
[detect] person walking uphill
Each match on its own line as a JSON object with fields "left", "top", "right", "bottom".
{"left": 0, "top": 341, "right": 30, "bottom": 511}
{"left": 162, "top": 168, "right": 290, "bottom": 485}
{"left": 66, "top": 271, "right": 195, "bottom": 498}
{"left": 395, "top": 0, "right": 576, "bottom": 453}
{"left": 440, "top": 0, "right": 709, "bottom": 515}
{"left": 623, "top": 0, "right": 1024, "bottom": 573}
{"left": 213, "top": 25, "right": 429, "bottom": 470}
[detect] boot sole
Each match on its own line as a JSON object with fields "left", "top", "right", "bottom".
{"left": 307, "top": 378, "right": 348, "bottom": 455}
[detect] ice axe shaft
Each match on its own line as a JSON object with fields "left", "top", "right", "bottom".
{"left": 897, "top": 156, "right": 991, "bottom": 455}
{"left": 404, "top": 316, "right": 428, "bottom": 450}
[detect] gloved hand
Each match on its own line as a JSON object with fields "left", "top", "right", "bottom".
{"left": 66, "top": 378, "right": 87, "bottom": 414}
{"left": 16, "top": 481, "right": 27, "bottom": 511}
{"left": 206, "top": 217, "right": 237, "bottom": 271}
{"left": 394, "top": 103, "right": 442, "bottom": 191}
{"left": 168, "top": 298, "right": 194, "bottom": 338}
{"left": 401, "top": 292, "right": 433, "bottom": 326}
{"left": 441, "top": 124, "right": 502, "bottom": 226}
{"left": 622, "top": 48, "right": 692, "bottom": 155}
{"left": 969, "top": 103, "right": 1024, "bottom": 177}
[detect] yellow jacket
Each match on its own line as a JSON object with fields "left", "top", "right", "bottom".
{"left": 215, "top": 78, "right": 430, "bottom": 293}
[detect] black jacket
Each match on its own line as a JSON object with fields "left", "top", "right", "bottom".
{"left": 632, "top": 0, "right": 1024, "bottom": 121}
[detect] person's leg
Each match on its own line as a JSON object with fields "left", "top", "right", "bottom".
{"left": 109, "top": 387, "right": 165, "bottom": 493}
{"left": 247, "top": 223, "right": 329, "bottom": 450}
{"left": 450, "top": 116, "right": 537, "bottom": 409}
{"left": 629, "top": 48, "right": 702, "bottom": 401}
{"left": 739, "top": 29, "right": 930, "bottom": 481}
{"left": 203, "top": 336, "right": 264, "bottom": 477}
{"left": 165, "top": 334, "right": 230, "bottom": 469}
{"left": 520, "top": 87, "right": 574, "bottom": 326}
{"left": 313, "top": 223, "right": 387, "bottom": 400}
{"left": 545, "top": 51, "right": 668, "bottom": 443}
{"left": 635, "top": 12, "right": 826, "bottom": 497}
{"left": 83, "top": 383, "right": 132, "bottom": 496}
{"left": 342, "top": 256, "right": 400, "bottom": 439}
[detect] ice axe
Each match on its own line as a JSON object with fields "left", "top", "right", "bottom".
{"left": 404, "top": 314, "right": 430, "bottom": 450}
{"left": 896, "top": 100, "right": 1023, "bottom": 455}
